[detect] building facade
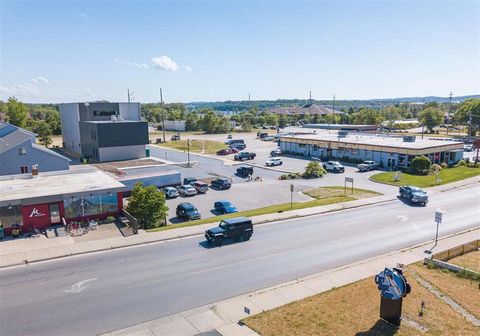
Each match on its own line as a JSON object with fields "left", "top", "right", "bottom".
{"left": 279, "top": 131, "right": 464, "bottom": 169}
{"left": 59, "top": 102, "right": 148, "bottom": 162}
{"left": 0, "top": 122, "right": 70, "bottom": 176}
{"left": 0, "top": 168, "right": 126, "bottom": 234}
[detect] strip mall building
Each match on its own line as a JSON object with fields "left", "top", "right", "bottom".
{"left": 0, "top": 167, "right": 126, "bottom": 234}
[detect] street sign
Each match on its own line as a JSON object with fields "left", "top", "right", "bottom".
{"left": 290, "top": 184, "right": 294, "bottom": 192}
{"left": 435, "top": 210, "right": 443, "bottom": 223}
{"left": 345, "top": 177, "right": 354, "bottom": 183}
{"left": 473, "top": 138, "right": 480, "bottom": 149}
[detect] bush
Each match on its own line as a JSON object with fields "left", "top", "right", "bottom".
{"left": 431, "top": 164, "right": 442, "bottom": 172}
{"left": 303, "top": 161, "right": 327, "bottom": 178}
{"left": 410, "top": 155, "right": 432, "bottom": 175}
{"left": 458, "top": 159, "right": 466, "bottom": 166}
{"left": 440, "top": 162, "right": 449, "bottom": 169}
{"left": 280, "top": 174, "right": 288, "bottom": 180}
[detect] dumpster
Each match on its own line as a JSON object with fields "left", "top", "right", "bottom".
{"left": 145, "top": 148, "right": 150, "bottom": 157}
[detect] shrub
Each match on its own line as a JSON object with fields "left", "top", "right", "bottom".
{"left": 280, "top": 174, "right": 288, "bottom": 180}
{"left": 431, "top": 164, "right": 442, "bottom": 172}
{"left": 303, "top": 161, "right": 327, "bottom": 178}
{"left": 458, "top": 159, "right": 466, "bottom": 166}
{"left": 440, "top": 162, "right": 449, "bottom": 169}
{"left": 410, "top": 155, "right": 432, "bottom": 175}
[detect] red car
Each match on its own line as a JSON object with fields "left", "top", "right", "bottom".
{"left": 216, "top": 148, "right": 238, "bottom": 156}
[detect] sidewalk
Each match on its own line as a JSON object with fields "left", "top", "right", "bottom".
{"left": 2, "top": 174, "right": 478, "bottom": 269}
{"left": 0, "top": 193, "right": 396, "bottom": 268}
{"left": 101, "top": 227, "right": 479, "bottom": 336}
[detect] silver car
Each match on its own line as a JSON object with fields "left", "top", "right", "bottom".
{"left": 177, "top": 185, "right": 198, "bottom": 197}
{"left": 163, "top": 186, "right": 179, "bottom": 198}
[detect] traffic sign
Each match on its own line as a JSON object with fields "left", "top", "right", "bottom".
{"left": 345, "top": 177, "right": 354, "bottom": 183}
{"left": 290, "top": 184, "right": 294, "bottom": 192}
{"left": 435, "top": 211, "right": 443, "bottom": 223}
{"left": 474, "top": 138, "right": 480, "bottom": 149}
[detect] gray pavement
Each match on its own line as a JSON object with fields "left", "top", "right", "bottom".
{"left": 0, "top": 183, "right": 478, "bottom": 336}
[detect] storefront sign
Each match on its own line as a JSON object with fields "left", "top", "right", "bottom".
{"left": 29, "top": 207, "right": 46, "bottom": 218}
{"left": 22, "top": 204, "right": 51, "bottom": 229}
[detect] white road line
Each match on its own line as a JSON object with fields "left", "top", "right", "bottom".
{"left": 63, "top": 278, "right": 98, "bottom": 294}
{"left": 396, "top": 215, "right": 408, "bottom": 222}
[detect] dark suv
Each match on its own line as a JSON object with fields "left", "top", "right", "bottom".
{"left": 176, "top": 202, "right": 201, "bottom": 220}
{"left": 205, "top": 217, "right": 253, "bottom": 246}
{"left": 399, "top": 186, "right": 428, "bottom": 206}
{"left": 236, "top": 166, "right": 253, "bottom": 177}
{"left": 210, "top": 178, "right": 231, "bottom": 190}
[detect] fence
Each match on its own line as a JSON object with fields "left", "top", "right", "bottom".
{"left": 433, "top": 240, "right": 479, "bottom": 262}
{"left": 121, "top": 209, "right": 139, "bottom": 234}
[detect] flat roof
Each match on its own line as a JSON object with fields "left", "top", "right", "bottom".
{"left": 82, "top": 120, "right": 145, "bottom": 124}
{"left": 280, "top": 128, "right": 463, "bottom": 150}
{"left": 0, "top": 167, "right": 126, "bottom": 205}
{"left": 117, "top": 169, "right": 180, "bottom": 181}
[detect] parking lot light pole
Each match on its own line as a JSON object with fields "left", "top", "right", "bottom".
{"left": 290, "top": 184, "right": 294, "bottom": 209}
{"left": 187, "top": 139, "right": 191, "bottom": 168}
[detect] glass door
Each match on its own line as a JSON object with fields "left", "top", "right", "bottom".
{"left": 49, "top": 203, "right": 61, "bottom": 224}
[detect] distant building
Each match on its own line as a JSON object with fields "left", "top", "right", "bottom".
{"left": 0, "top": 122, "right": 70, "bottom": 176}
{"left": 59, "top": 102, "right": 148, "bottom": 162}
{"left": 265, "top": 103, "right": 343, "bottom": 117}
{"left": 302, "top": 124, "right": 378, "bottom": 133}
{"left": 162, "top": 120, "right": 186, "bottom": 132}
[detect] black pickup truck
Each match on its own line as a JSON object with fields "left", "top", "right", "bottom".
{"left": 234, "top": 152, "right": 256, "bottom": 161}
{"left": 399, "top": 186, "right": 428, "bottom": 206}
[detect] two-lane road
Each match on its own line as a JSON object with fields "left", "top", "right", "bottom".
{"left": 0, "top": 185, "right": 478, "bottom": 336}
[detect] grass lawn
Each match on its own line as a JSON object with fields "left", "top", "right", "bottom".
{"left": 243, "top": 263, "right": 480, "bottom": 336}
{"left": 448, "top": 250, "right": 480, "bottom": 273}
{"left": 156, "top": 139, "right": 228, "bottom": 155}
{"left": 148, "top": 187, "right": 380, "bottom": 232}
{"left": 370, "top": 166, "right": 480, "bottom": 188}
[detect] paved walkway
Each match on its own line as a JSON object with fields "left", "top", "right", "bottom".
{"left": 100, "top": 227, "right": 479, "bottom": 336}
{"left": 1, "top": 175, "right": 478, "bottom": 269}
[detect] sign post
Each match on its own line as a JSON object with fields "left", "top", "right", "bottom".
{"left": 290, "top": 184, "right": 294, "bottom": 209}
{"left": 344, "top": 177, "right": 354, "bottom": 195}
{"left": 187, "top": 139, "right": 191, "bottom": 168}
{"left": 426, "top": 210, "right": 443, "bottom": 255}
{"left": 473, "top": 138, "right": 480, "bottom": 163}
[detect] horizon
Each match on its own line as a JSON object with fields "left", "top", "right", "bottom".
{"left": 1, "top": 0, "right": 479, "bottom": 103}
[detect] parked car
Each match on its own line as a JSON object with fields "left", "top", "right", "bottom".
{"left": 261, "top": 136, "right": 275, "bottom": 141}
{"left": 230, "top": 143, "right": 246, "bottom": 151}
{"left": 464, "top": 144, "right": 474, "bottom": 152}
{"left": 399, "top": 186, "right": 428, "bottom": 206}
{"left": 192, "top": 181, "right": 209, "bottom": 193}
{"left": 216, "top": 148, "right": 238, "bottom": 156}
{"left": 171, "top": 134, "right": 181, "bottom": 141}
{"left": 357, "top": 160, "right": 378, "bottom": 172}
{"left": 225, "top": 139, "right": 245, "bottom": 146}
{"left": 183, "top": 177, "right": 197, "bottom": 185}
{"left": 210, "top": 178, "right": 231, "bottom": 190}
{"left": 270, "top": 148, "right": 282, "bottom": 156}
{"left": 177, "top": 184, "right": 198, "bottom": 196}
{"left": 204, "top": 217, "right": 253, "bottom": 246}
{"left": 227, "top": 134, "right": 233, "bottom": 139}
{"left": 236, "top": 166, "right": 254, "bottom": 177}
{"left": 214, "top": 200, "right": 238, "bottom": 214}
{"left": 323, "top": 161, "right": 345, "bottom": 173}
{"left": 162, "top": 186, "right": 179, "bottom": 199}
{"left": 270, "top": 126, "right": 277, "bottom": 130}
{"left": 176, "top": 202, "right": 201, "bottom": 220}
{"left": 258, "top": 132, "right": 268, "bottom": 138}
{"left": 265, "top": 158, "right": 283, "bottom": 166}
{"left": 234, "top": 151, "right": 256, "bottom": 161}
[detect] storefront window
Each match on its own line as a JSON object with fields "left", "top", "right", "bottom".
{"left": 0, "top": 205, "right": 22, "bottom": 228}
{"left": 63, "top": 193, "right": 118, "bottom": 219}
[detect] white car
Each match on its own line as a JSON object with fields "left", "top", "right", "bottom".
{"left": 163, "top": 186, "right": 179, "bottom": 198}
{"left": 177, "top": 185, "right": 198, "bottom": 196}
{"left": 323, "top": 161, "right": 345, "bottom": 173}
{"left": 265, "top": 158, "right": 283, "bottom": 166}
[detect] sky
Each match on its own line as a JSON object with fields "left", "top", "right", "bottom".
{"left": 0, "top": 0, "right": 479, "bottom": 103}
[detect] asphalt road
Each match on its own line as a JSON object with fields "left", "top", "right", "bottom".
{"left": 1, "top": 185, "right": 478, "bottom": 336}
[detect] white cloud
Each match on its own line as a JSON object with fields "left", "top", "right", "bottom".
{"left": 0, "top": 77, "right": 51, "bottom": 98}
{"left": 32, "top": 76, "right": 50, "bottom": 85}
{"left": 151, "top": 56, "right": 179, "bottom": 72}
{"left": 114, "top": 57, "right": 148, "bottom": 69}
{"left": 184, "top": 65, "right": 193, "bottom": 72}
{"left": 78, "top": 13, "right": 88, "bottom": 18}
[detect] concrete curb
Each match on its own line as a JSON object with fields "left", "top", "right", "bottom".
{"left": 0, "top": 196, "right": 395, "bottom": 269}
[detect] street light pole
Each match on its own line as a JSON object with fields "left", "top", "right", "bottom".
{"left": 187, "top": 139, "right": 191, "bottom": 168}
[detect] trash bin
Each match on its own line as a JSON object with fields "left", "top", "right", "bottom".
{"left": 145, "top": 148, "right": 150, "bottom": 157}
{"left": 0, "top": 225, "right": 4, "bottom": 239}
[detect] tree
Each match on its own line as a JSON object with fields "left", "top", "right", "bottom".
{"left": 126, "top": 183, "right": 169, "bottom": 229}
{"left": 5, "top": 97, "right": 28, "bottom": 128}
{"left": 185, "top": 113, "right": 201, "bottom": 131}
{"left": 353, "top": 108, "right": 383, "bottom": 125}
{"left": 454, "top": 98, "right": 480, "bottom": 136}
{"left": 265, "top": 113, "right": 278, "bottom": 126}
{"left": 35, "top": 122, "right": 53, "bottom": 147}
{"left": 201, "top": 110, "right": 218, "bottom": 133}
{"left": 410, "top": 155, "right": 431, "bottom": 175}
{"left": 418, "top": 107, "right": 443, "bottom": 132}
{"left": 303, "top": 161, "right": 327, "bottom": 178}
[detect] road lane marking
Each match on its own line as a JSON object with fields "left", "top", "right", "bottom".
{"left": 396, "top": 215, "right": 408, "bottom": 222}
{"left": 63, "top": 278, "right": 98, "bottom": 294}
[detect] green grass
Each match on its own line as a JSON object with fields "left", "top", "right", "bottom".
{"left": 148, "top": 186, "right": 381, "bottom": 233}
{"left": 156, "top": 139, "right": 228, "bottom": 154}
{"left": 370, "top": 166, "right": 480, "bottom": 188}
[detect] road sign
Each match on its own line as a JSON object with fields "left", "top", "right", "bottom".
{"left": 290, "top": 184, "right": 294, "bottom": 192}
{"left": 473, "top": 138, "right": 480, "bottom": 149}
{"left": 435, "top": 210, "right": 443, "bottom": 223}
{"left": 345, "top": 177, "right": 354, "bottom": 183}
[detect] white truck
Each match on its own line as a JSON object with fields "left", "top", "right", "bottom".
{"left": 357, "top": 160, "right": 378, "bottom": 172}
{"left": 323, "top": 161, "right": 345, "bottom": 173}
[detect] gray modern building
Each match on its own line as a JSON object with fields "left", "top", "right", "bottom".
{"left": 59, "top": 102, "right": 148, "bottom": 162}
{"left": 0, "top": 122, "right": 70, "bottom": 176}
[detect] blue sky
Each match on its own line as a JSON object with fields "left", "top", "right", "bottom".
{"left": 0, "top": 0, "right": 479, "bottom": 103}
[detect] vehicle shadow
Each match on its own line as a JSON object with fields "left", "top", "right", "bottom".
{"left": 198, "top": 238, "right": 244, "bottom": 249}
{"left": 355, "top": 319, "right": 398, "bottom": 336}
{"left": 210, "top": 209, "right": 222, "bottom": 216}
{"left": 169, "top": 217, "right": 186, "bottom": 224}
{"left": 396, "top": 195, "right": 427, "bottom": 207}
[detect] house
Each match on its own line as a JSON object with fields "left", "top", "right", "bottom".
{"left": 265, "top": 103, "right": 343, "bottom": 117}
{"left": 0, "top": 122, "right": 70, "bottom": 176}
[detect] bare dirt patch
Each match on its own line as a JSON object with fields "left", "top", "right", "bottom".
{"left": 303, "top": 186, "right": 382, "bottom": 200}
{"left": 448, "top": 250, "right": 480, "bottom": 272}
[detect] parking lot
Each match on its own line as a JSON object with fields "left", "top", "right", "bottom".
{"left": 145, "top": 134, "right": 398, "bottom": 224}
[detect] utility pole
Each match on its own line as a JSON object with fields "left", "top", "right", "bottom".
{"left": 187, "top": 139, "right": 191, "bottom": 168}
{"left": 468, "top": 110, "right": 472, "bottom": 136}
{"left": 447, "top": 91, "right": 453, "bottom": 134}
{"left": 332, "top": 94, "right": 336, "bottom": 124}
{"left": 248, "top": 92, "right": 251, "bottom": 102}
{"left": 309, "top": 90, "right": 312, "bottom": 104}
{"left": 160, "top": 88, "right": 166, "bottom": 142}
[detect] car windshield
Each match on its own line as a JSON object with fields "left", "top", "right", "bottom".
{"left": 183, "top": 204, "right": 194, "bottom": 211}
{"left": 219, "top": 221, "right": 229, "bottom": 229}
{"left": 222, "top": 202, "right": 232, "bottom": 207}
